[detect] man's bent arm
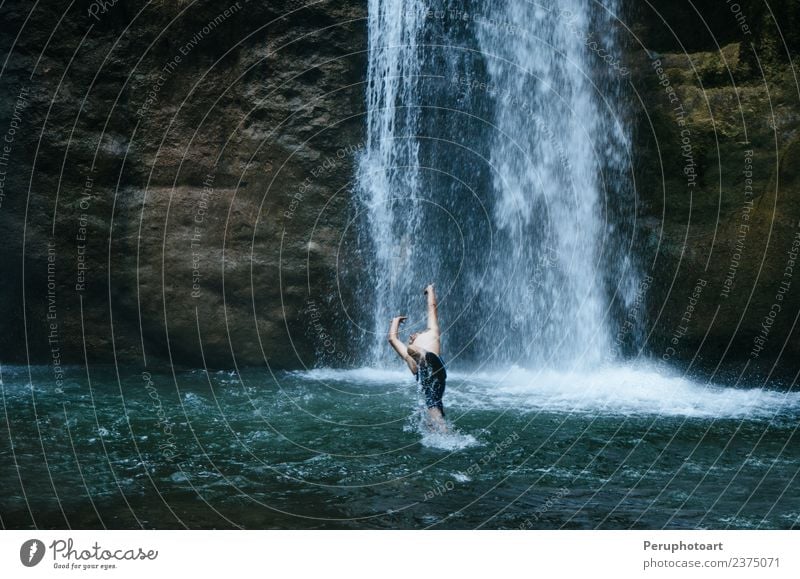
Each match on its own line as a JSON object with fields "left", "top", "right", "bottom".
{"left": 388, "top": 317, "right": 417, "bottom": 374}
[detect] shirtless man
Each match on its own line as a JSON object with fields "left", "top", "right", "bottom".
{"left": 388, "top": 284, "right": 447, "bottom": 428}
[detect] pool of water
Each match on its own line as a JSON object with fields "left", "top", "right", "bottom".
{"left": 1, "top": 363, "right": 798, "bottom": 529}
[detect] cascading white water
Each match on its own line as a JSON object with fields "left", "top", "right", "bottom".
{"left": 474, "top": 0, "right": 630, "bottom": 367}
{"left": 355, "top": 0, "right": 636, "bottom": 369}
{"left": 356, "top": 0, "right": 428, "bottom": 361}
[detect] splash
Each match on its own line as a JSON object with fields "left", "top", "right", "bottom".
{"left": 403, "top": 407, "right": 481, "bottom": 451}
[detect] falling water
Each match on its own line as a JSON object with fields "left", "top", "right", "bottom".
{"left": 354, "top": 0, "right": 636, "bottom": 369}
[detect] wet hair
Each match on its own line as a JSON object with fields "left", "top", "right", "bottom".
{"left": 407, "top": 343, "right": 424, "bottom": 361}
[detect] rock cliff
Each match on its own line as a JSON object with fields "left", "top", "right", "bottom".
{"left": 0, "top": 0, "right": 367, "bottom": 369}
{"left": 628, "top": 0, "right": 800, "bottom": 379}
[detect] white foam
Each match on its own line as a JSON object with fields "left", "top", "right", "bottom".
{"left": 294, "top": 367, "right": 409, "bottom": 384}
{"left": 294, "top": 363, "right": 800, "bottom": 419}
{"left": 448, "top": 363, "right": 800, "bottom": 418}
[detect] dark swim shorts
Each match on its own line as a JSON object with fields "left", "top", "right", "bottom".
{"left": 416, "top": 352, "right": 447, "bottom": 415}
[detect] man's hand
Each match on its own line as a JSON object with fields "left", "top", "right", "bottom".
{"left": 424, "top": 284, "right": 436, "bottom": 308}
{"left": 388, "top": 315, "right": 407, "bottom": 340}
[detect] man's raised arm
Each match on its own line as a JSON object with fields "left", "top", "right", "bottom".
{"left": 425, "top": 284, "right": 439, "bottom": 332}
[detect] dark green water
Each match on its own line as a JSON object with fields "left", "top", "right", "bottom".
{"left": 2, "top": 364, "right": 799, "bottom": 529}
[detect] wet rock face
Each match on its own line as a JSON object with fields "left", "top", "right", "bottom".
{"left": 628, "top": 1, "right": 800, "bottom": 379}
{"left": 0, "top": 0, "right": 367, "bottom": 369}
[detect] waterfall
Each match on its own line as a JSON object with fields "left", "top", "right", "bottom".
{"left": 354, "top": 0, "right": 636, "bottom": 369}
{"left": 354, "top": 0, "right": 428, "bottom": 362}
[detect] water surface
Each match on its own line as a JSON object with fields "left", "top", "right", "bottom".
{"left": 2, "top": 364, "right": 798, "bottom": 529}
